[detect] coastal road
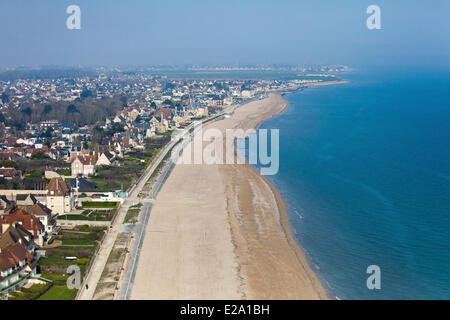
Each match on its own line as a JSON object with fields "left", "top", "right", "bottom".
{"left": 117, "top": 152, "right": 177, "bottom": 299}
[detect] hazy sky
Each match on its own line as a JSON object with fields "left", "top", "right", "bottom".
{"left": 0, "top": 0, "right": 448, "bottom": 68}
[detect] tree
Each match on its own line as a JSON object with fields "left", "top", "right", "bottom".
{"left": 120, "top": 96, "right": 128, "bottom": 106}
{"left": 67, "top": 104, "right": 79, "bottom": 113}
{"left": 0, "top": 160, "right": 18, "bottom": 169}
{"left": 80, "top": 89, "right": 93, "bottom": 99}
{"left": 40, "top": 127, "right": 53, "bottom": 138}
{"left": 214, "top": 82, "right": 224, "bottom": 90}
{"left": 43, "top": 104, "right": 52, "bottom": 114}
{"left": 21, "top": 107, "right": 32, "bottom": 118}
{"left": 164, "top": 83, "right": 175, "bottom": 90}
{"left": 107, "top": 123, "right": 125, "bottom": 135}
{"left": 162, "top": 99, "right": 174, "bottom": 106}
{"left": 31, "top": 151, "right": 50, "bottom": 160}
{"left": 0, "top": 112, "right": 5, "bottom": 123}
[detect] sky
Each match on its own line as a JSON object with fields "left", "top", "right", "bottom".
{"left": 0, "top": 0, "right": 449, "bottom": 68}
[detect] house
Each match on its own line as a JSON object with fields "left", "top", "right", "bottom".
{"left": 0, "top": 210, "right": 46, "bottom": 246}
{"left": 113, "top": 142, "right": 123, "bottom": 158}
{"left": 45, "top": 177, "right": 74, "bottom": 215}
{"left": 71, "top": 155, "right": 97, "bottom": 177}
{"left": 15, "top": 194, "right": 37, "bottom": 208}
{"left": 150, "top": 115, "right": 169, "bottom": 133}
{"left": 95, "top": 151, "right": 115, "bottom": 167}
{"left": 68, "top": 146, "right": 89, "bottom": 161}
{"left": 0, "top": 196, "right": 12, "bottom": 215}
{"left": 146, "top": 126, "right": 156, "bottom": 138}
{"left": 155, "top": 107, "right": 173, "bottom": 120}
{"left": 241, "top": 90, "right": 252, "bottom": 98}
{"left": 23, "top": 203, "right": 57, "bottom": 234}
{"left": 127, "top": 108, "right": 140, "bottom": 121}
{"left": 0, "top": 224, "right": 35, "bottom": 253}
{"left": 0, "top": 242, "right": 37, "bottom": 297}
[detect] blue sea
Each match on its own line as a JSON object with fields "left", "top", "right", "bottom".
{"left": 259, "top": 67, "right": 450, "bottom": 299}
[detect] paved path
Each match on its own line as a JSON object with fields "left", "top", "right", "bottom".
{"left": 117, "top": 157, "right": 176, "bottom": 300}
{"left": 76, "top": 199, "right": 133, "bottom": 300}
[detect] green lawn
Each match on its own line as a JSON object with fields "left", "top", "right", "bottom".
{"left": 156, "top": 130, "right": 174, "bottom": 136}
{"left": 58, "top": 210, "right": 114, "bottom": 221}
{"left": 41, "top": 273, "right": 69, "bottom": 285}
{"left": 56, "top": 168, "right": 71, "bottom": 176}
{"left": 57, "top": 214, "right": 91, "bottom": 221}
{"left": 81, "top": 201, "right": 119, "bottom": 208}
{"left": 148, "top": 139, "right": 181, "bottom": 182}
{"left": 61, "top": 238, "right": 97, "bottom": 246}
{"left": 38, "top": 285, "right": 77, "bottom": 300}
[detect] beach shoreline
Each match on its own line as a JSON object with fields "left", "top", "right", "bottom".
{"left": 130, "top": 91, "right": 338, "bottom": 300}
{"left": 217, "top": 94, "right": 327, "bottom": 299}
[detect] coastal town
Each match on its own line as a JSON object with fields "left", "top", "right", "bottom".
{"left": 0, "top": 0, "right": 447, "bottom": 310}
{"left": 0, "top": 65, "right": 346, "bottom": 300}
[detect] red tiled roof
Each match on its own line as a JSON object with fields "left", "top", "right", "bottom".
{"left": 0, "top": 210, "right": 45, "bottom": 238}
{"left": 46, "top": 177, "right": 71, "bottom": 197}
{"left": 0, "top": 167, "right": 21, "bottom": 178}
{"left": 0, "top": 224, "right": 33, "bottom": 250}
{"left": 73, "top": 155, "right": 97, "bottom": 166}
{"left": 155, "top": 108, "right": 173, "bottom": 119}
{"left": 23, "top": 203, "right": 52, "bottom": 217}
{"left": 0, "top": 242, "right": 34, "bottom": 274}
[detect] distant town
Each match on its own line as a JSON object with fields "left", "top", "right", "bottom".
{"left": 0, "top": 64, "right": 348, "bottom": 300}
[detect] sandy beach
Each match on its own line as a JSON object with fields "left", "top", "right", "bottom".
{"left": 131, "top": 93, "right": 327, "bottom": 300}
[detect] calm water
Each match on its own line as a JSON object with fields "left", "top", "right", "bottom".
{"left": 259, "top": 68, "right": 450, "bottom": 299}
